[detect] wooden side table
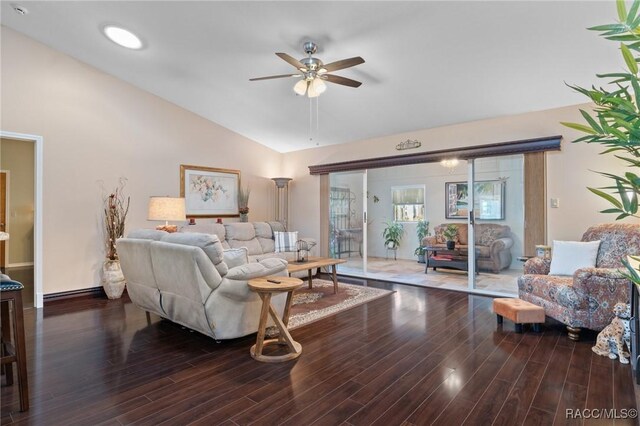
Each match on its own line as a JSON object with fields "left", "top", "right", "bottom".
{"left": 248, "top": 276, "right": 303, "bottom": 363}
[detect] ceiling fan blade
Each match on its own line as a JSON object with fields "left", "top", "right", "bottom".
{"left": 322, "top": 74, "right": 362, "bottom": 88}
{"left": 321, "top": 57, "right": 365, "bottom": 73}
{"left": 249, "top": 74, "right": 301, "bottom": 81}
{"left": 276, "top": 52, "right": 305, "bottom": 70}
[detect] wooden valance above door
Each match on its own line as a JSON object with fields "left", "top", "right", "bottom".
{"left": 308, "top": 135, "right": 561, "bottom": 175}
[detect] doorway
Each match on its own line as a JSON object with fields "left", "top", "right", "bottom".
{"left": 0, "top": 131, "right": 43, "bottom": 308}
{"left": 329, "top": 170, "right": 368, "bottom": 275}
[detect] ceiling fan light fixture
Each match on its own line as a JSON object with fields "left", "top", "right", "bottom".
{"left": 293, "top": 79, "right": 308, "bottom": 96}
{"left": 310, "top": 78, "right": 327, "bottom": 96}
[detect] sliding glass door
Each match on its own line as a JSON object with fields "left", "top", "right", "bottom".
{"left": 329, "top": 171, "right": 367, "bottom": 275}
{"left": 468, "top": 155, "right": 525, "bottom": 295}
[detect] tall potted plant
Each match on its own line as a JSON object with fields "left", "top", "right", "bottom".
{"left": 382, "top": 221, "right": 404, "bottom": 249}
{"left": 102, "top": 178, "right": 130, "bottom": 299}
{"left": 414, "top": 220, "right": 430, "bottom": 263}
{"left": 562, "top": 0, "right": 640, "bottom": 220}
{"left": 563, "top": 0, "right": 640, "bottom": 379}
{"left": 238, "top": 186, "right": 251, "bottom": 222}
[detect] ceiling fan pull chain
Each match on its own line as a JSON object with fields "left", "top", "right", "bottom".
{"left": 316, "top": 96, "right": 320, "bottom": 146}
{"left": 309, "top": 95, "right": 313, "bottom": 145}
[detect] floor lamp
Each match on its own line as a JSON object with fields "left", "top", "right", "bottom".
{"left": 271, "top": 178, "right": 292, "bottom": 228}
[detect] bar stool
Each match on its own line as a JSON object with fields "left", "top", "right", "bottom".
{"left": 1, "top": 279, "right": 29, "bottom": 411}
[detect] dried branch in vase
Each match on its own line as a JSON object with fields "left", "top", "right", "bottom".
{"left": 238, "top": 186, "right": 251, "bottom": 214}
{"left": 103, "top": 177, "right": 130, "bottom": 261}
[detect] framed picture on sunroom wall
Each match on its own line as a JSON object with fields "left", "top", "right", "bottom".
{"left": 180, "top": 165, "right": 241, "bottom": 217}
{"left": 445, "top": 180, "right": 506, "bottom": 220}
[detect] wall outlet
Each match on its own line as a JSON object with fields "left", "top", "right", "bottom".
{"left": 550, "top": 198, "right": 560, "bottom": 208}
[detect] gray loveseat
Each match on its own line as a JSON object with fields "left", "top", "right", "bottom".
{"left": 117, "top": 229, "right": 289, "bottom": 340}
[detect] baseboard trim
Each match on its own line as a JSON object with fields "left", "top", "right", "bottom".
{"left": 44, "top": 286, "right": 106, "bottom": 303}
{"left": 6, "top": 262, "right": 34, "bottom": 268}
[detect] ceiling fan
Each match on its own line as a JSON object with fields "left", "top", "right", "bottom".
{"left": 249, "top": 42, "right": 365, "bottom": 97}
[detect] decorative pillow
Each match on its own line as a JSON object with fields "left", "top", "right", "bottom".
{"left": 549, "top": 240, "right": 601, "bottom": 276}
{"left": 223, "top": 248, "right": 248, "bottom": 269}
{"left": 274, "top": 231, "right": 298, "bottom": 253}
{"left": 435, "top": 226, "right": 459, "bottom": 244}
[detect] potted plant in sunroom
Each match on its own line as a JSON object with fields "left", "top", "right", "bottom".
{"left": 443, "top": 224, "right": 458, "bottom": 250}
{"left": 414, "top": 220, "right": 430, "bottom": 263}
{"left": 382, "top": 221, "right": 404, "bottom": 250}
{"left": 101, "top": 178, "right": 130, "bottom": 299}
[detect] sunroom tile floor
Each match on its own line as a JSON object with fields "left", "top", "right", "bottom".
{"left": 336, "top": 256, "right": 520, "bottom": 295}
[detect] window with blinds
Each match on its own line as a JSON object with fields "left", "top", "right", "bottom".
{"left": 392, "top": 185, "right": 425, "bottom": 222}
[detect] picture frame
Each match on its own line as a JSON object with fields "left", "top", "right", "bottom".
{"left": 445, "top": 180, "right": 506, "bottom": 220}
{"left": 180, "top": 165, "right": 241, "bottom": 218}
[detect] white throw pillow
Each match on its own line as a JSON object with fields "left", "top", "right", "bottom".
{"left": 274, "top": 231, "right": 298, "bottom": 253}
{"left": 549, "top": 240, "right": 601, "bottom": 276}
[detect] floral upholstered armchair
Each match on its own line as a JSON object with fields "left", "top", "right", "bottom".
{"left": 518, "top": 223, "right": 640, "bottom": 341}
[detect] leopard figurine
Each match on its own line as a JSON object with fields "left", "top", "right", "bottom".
{"left": 592, "top": 302, "right": 631, "bottom": 364}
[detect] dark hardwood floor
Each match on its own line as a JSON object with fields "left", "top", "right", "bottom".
{"left": 1, "top": 276, "right": 637, "bottom": 425}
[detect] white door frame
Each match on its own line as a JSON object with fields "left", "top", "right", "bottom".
{"left": 1, "top": 131, "right": 44, "bottom": 308}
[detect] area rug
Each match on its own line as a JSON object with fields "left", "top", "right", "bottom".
{"left": 268, "top": 279, "right": 393, "bottom": 334}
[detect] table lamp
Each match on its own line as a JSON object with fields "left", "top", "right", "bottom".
{"left": 147, "top": 196, "right": 186, "bottom": 233}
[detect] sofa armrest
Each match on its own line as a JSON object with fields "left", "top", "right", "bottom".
{"left": 489, "top": 237, "right": 513, "bottom": 252}
{"left": 422, "top": 236, "right": 437, "bottom": 246}
{"left": 225, "top": 258, "right": 288, "bottom": 281}
{"left": 524, "top": 257, "right": 551, "bottom": 275}
{"left": 216, "top": 258, "right": 288, "bottom": 300}
{"left": 573, "top": 267, "right": 628, "bottom": 294}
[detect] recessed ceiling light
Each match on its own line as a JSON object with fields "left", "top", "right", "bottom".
{"left": 103, "top": 25, "right": 143, "bottom": 50}
{"left": 11, "top": 4, "right": 28, "bottom": 15}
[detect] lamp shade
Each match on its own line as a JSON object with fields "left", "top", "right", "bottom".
{"left": 293, "top": 79, "right": 308, "bottom": 96}
{"left": 147, "top": 197, "right": 186, "bottom": 221}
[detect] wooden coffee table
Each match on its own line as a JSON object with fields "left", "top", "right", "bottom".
{"left": 286, "top": 256, "right": 346, "bottom": 294}
{"left": 248, "top": 276, "right": 303, "bottom": 363}
{"left": 424, "top": 246, "right": 478, "bottom": 275}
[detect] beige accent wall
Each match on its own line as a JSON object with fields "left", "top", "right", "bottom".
{"left": 0, "top": 138, "right": 35, "bottom": 265}
{"left": 1, "top": 27, "right": 283, "bottom": 294}
{"left": 283, "top": 104, "right": 640, "bottom": 249}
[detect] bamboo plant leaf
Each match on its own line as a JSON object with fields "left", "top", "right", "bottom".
{"left": 622, "top": 43, "right": 639, "bottom": 74}
{"left": 630, "top": 0, "right": 640, "bottom": 26}
{"left": 618, "top": 0, "right": 628, "bottom": 22}
{"left": 561, "top": 122, "right": 598, "bottom": 134}
{"left": 588, "top": 187, "right": 624, "bottom": 208}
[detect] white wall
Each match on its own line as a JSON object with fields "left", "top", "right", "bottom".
{"left": 1, "top": 27, "right": 284, "bottom": 294}
{"left": 284, "top": 104, "right": 639, "bottom": 252}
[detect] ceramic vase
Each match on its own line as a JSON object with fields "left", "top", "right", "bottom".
{"left": 102, "top": 259, "right": 126, "bottom": 299}
{"left": 446, "top": 240, "right": 456, "bottom": 250}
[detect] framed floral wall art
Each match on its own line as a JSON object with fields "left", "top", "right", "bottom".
{"left": 180, "top": 165, "right": 240, "bottom": 217}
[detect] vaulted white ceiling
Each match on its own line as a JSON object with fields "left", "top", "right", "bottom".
{"left": 0, "top": 1, "right": 618, "bottom": 152}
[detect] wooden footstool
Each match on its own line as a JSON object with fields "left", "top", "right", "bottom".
{"left": 493, "top": 298, "right": 545, "bottom": 333}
